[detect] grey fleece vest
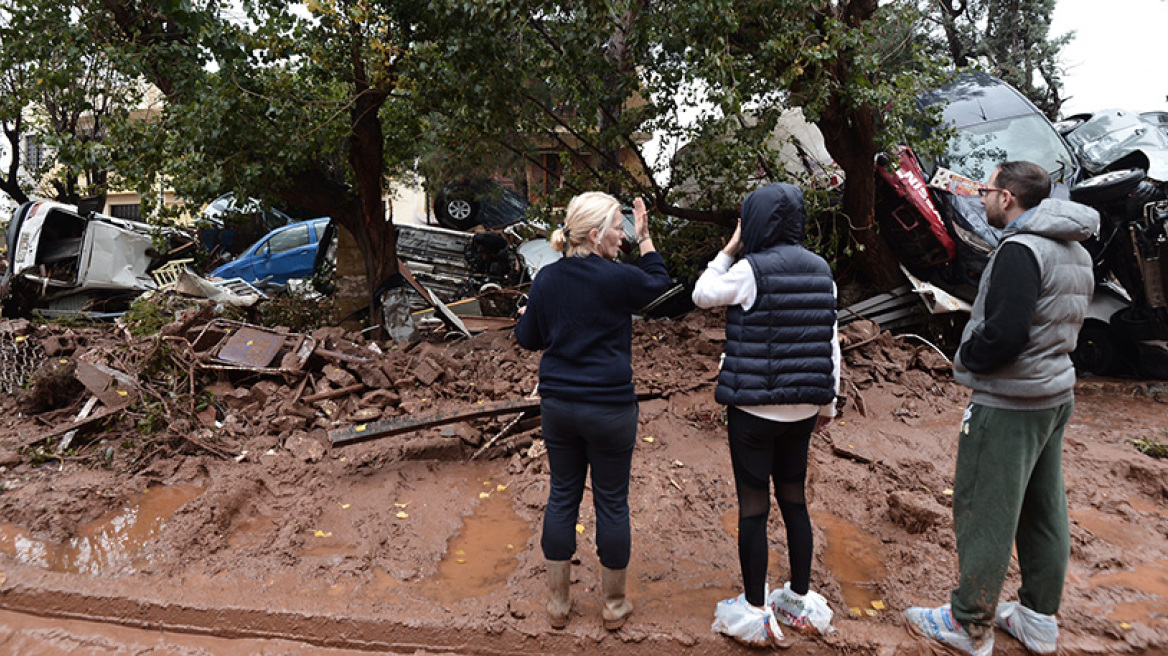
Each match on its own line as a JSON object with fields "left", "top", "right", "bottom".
{"left": 715, "top": 245, "right": 836, "bottom": 407}
{"left": 955, "top": 232, "right": 1093, "bottom": 409}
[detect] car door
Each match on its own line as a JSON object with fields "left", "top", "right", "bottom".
{"left": 252, "top": 222, "right": 315, "bottom": 284}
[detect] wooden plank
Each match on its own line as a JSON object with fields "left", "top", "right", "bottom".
{"left": 837, "top": 285, "right": 912, "bottom": 319}
{"left": 329, "top": 397, "right": 542, "bottom": 447}
{"left": 302, "top": 383, "right": 366, "bottom": 404}
{"left": 396, "top": 258, "right": 470, "bottom": 337}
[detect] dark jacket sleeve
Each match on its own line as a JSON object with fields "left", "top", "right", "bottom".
{"left": 514, "top": 282, "right": 545, "bottom": 351}
{"left": 624, "top": 252, "right": 672, "bottom": 309}
{"left": 958, "top": 242, "right": 1041, "bottom": 374}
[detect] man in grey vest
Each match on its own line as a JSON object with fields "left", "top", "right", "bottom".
{"left": 905, "top": 161, "right": 1099, "bottom": 656}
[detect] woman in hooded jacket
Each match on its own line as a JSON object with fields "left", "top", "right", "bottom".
{"left": 692, "top": 182, "right": 841, "bottom": 647}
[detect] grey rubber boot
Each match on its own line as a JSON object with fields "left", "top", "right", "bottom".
{"left": 601, "top": 566, "right": 634, "bottom": 630}
{"left": 546, "top": 559, "right": 571, "bottom": 629}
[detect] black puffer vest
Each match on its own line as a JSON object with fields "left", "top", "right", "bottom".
{"left": 714, "top": 245, "right": 836, "bottom": 407}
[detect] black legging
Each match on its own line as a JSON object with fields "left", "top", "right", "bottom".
{"left": 727, "top": 406, "right": 816, "bottom": 607}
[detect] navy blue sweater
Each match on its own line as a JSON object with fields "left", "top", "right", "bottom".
{"left": 515, "top": 252, "right": 671, "bottom": 403}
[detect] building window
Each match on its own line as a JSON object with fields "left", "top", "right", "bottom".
{"left": 22, "top": 135, "right": 46, "bottom": 169}
{"left": 539, "top": 153, "right": 562, "bottom": 196}
{"left": 109, "top": 204, "right": 142, "bottom": 220}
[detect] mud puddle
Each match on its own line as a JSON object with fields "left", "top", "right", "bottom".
{"left": 0, "top": 484, "right": 203, "bottom": 576}
{"left": 815, "top": 512, "right": 888, "bottom": 616}
{"left": 416, "top": 477, "right": 532, "bottom": 604}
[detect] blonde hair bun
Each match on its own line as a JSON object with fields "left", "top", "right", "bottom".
{"left": 549, "top": 228, "right": 567, "bottom": 253}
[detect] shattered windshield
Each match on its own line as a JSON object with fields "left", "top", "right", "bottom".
{"left": 939, "top": 114, "right": 1077, "bottom": 184}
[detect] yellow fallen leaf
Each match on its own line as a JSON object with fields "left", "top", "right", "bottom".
{"left": 478, "top": 400, "right": 484, "bottom": 405}
{"left": 1121, "top": 622, "right": 1131, "bottom": 629}
{"left": 340, "top": 503, "right": 351, "bottom": 509}
{"left": 14, "top": 336, "right": 25, "bottom": 342}
{"left": 396, "top": 511, "right": 408, "bottom": 519}
{"left": 479, "top": 492, "right": 491, "bottom": 499}
{"left": 456, "top": 558, "right": 466, "bottom": 564}
{"left": 507, "top": 544, "right": 514, "bottom": 550}
{"left": 864, "top": 608, "right": 878, "bottom": 616}
{"left": 455, "top": 549, "right": 466, "bottom": 555}
{"left": 395, "top": 502, "right": 409, "bottom": 508}
{"left": 313, "top": 530, "right": 332, "bottom": 538}
{"left": 850, "top": 607, "right": 863, "bottom": 616}
{"left": 871, "top": 600, "right": 885, "bottom": 610}
{"left": 575, "top": 524, "right": 585, "bottom": 534}
{"left": 356, "top": 425, "right": 366, "bottom": 432}
{"left": 59, "top": 359, "right": 68, "bottom": 364}
{"left": 496, "top": 484, "right": 508, "bottom": 492}
{"left": 942, "top": 489, "right": 953, "bottom": 496}
{"left": 642, "top": 436, "right": 655, "bottom": 443}
{"left": 484, "top": 481, "right": 492, "bottom": 486}
{"left": 421, "top": 398, "right": 428, "bottom": 402}
{"left": 247, "top": 340, "right": 254, "bottom": 346}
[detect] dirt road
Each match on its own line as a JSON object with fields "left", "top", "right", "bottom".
{"left": 0, "top": 312, "right": 1165, "bottom": 654}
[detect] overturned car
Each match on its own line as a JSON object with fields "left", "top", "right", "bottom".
{"left": 1, "top": 199, "right": 196, "bottom": 318}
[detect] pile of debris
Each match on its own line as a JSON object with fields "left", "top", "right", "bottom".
{"left": 0, "top": 292, "right": 965, "bottom": 476}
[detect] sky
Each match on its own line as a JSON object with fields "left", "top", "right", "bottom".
{"left": 1051, "top": 0, "right": 1168, "bottom": 115}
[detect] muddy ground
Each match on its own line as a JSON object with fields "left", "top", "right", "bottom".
{"left": 0, "top": 309, "right": 1165, "bottom": 655}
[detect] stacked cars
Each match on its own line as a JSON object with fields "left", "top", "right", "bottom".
{"left": 875, "top": 72, "right": 1168, "bottom": 377}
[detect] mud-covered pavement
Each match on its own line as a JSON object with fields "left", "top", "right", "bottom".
{"left": 0, "top": 310, "right": 1165, "bottom": 654}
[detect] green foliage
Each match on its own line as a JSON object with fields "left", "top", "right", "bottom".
{"left": 0, "top": 1, "right": 144, "bottom": 204}
{"left": 1130, "top": 432, "right": 1168, "bottom": 459}
{"left": 135, "top": 398, "right": 169, "bottom": 436}
{"left": 256, "top": 287, "right": 337, "bottom": 333}
{"left": 912, "top": 0, "right": 1071, "bottom": 117}
{"left": 121, "top": 294, "right": 174, "bottom": 338}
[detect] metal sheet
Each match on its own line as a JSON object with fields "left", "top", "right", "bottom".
{"left": 216, "top": 327, "right": 284, "bottom": 367}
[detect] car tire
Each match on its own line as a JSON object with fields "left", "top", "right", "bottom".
{"left": 434, "top": 186, "right": 481, "bottom": 231}
{"left": 1072, "top": 319, "right": 1118, "bottom": 376}
{"left": 1070, "top": 169, "right": 1146, "bottom": 206}
{"left": 1112, "top": 306, "right": 1167, "bottom": 342}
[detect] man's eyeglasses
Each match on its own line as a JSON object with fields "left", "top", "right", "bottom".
{"left": 977, "top": 187, "right": 1009, "bottom": 197}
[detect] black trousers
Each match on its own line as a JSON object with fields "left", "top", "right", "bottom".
{"left": 727, "top": 406, "right": 816, "bottom": 606}
{"left": 540, "top": 396, "right": 639, "bottom": 569}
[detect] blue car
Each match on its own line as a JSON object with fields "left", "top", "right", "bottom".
{"left": 211, "top": 218, "right": 330, "bottom": 286}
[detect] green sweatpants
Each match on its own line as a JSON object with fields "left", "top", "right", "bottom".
{"left": 949, "top": 401, "right": 1073, "bottom": 635}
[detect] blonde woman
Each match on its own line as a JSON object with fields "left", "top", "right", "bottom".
{"left": 515, "top": 192, "right": 671, "bottom": 631}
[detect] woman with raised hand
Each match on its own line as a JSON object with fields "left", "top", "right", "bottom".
{"left": 693, "top": 182, "right": 840, "bottom": 648}
{"left": 515, "top": 192, "right": 671, "bottom": 631}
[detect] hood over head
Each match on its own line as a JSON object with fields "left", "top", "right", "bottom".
{"left": 740, "top": 183, "right": 806, "bottom": 254}
{"left": 1007, "top": 198, "right": 1099, "bottom": 243}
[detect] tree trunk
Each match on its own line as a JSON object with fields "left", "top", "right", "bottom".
{"left": 818, "top": 99, "right": 902, "bottom": 290}
{"left": 347, "top": 22, "right": 396, "bottom": 336}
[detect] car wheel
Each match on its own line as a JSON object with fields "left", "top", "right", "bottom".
{"left": 1070, "top": 169, "right": 1146, "bottom": 206}
{"left": 435, "top": 186, "right": 481, "bottom": 231}
{"left": 1072, "top": 319, "right": 1118, "bottom": 376}
{"left": 1112, "top": 306, "right": 1167, "bottom": 342}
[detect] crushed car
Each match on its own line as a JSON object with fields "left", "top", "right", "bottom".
{"left": 1057, "top": 110, "right": 1168, "bottom": 377}
{"left": 874, "top": 73, "right": 1168, "bottom": 378}
{"left": 1, "top": 199, "right": 197, "bottom": 318}
{"left": 431, "top": 177, "right": 530, "bottom": 231}
{"left": 210, "top": 217, "right": 331, "bottom": 289}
